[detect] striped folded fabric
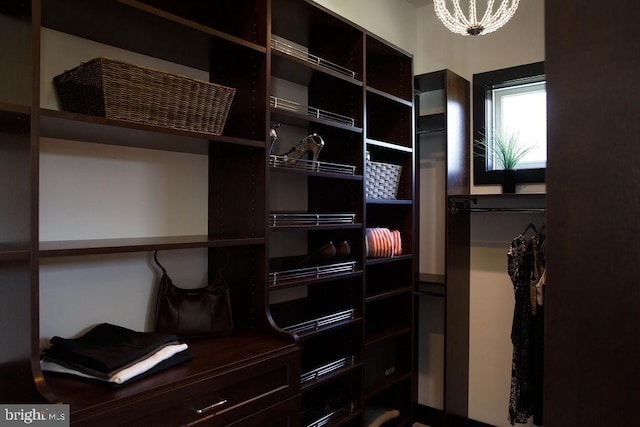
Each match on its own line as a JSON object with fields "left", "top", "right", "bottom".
{"left": 365, "top": 228, "right": 402, "bottom": 258}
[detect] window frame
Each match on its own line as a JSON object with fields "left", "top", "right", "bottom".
{"left": 473, "top": 61, "right": 546, "bottom": 185}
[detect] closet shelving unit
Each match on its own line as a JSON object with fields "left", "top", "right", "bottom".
{"left": 363, "top": 34, "right": 415, "bottom": 426}
{"left": 267, "top": 1, "right": 415, "bottom": 426}
{"left": 3, "top": 1, "right": 302, "bottom": 425}
{"left": 414, "top": 70, "right": 470, "bottom": 424}
{"left": 268, "top": 1, "right": 365, "bottom": 426}
{"left": 1, "top": 0, "right": 414, "bottom": 425}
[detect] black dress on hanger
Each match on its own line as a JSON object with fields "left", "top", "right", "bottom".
{"left": 507, "top": 229, "right": 545, "bottom": 426}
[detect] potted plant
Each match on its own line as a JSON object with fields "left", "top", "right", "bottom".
{"left": 475, "top": 130, "right": 534, "bottom": 193}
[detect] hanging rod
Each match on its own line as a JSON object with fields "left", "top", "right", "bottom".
{"left": 456, "top": 207, "right": 546, "bottom": 213}
{"left": 448, "top": 198, "right": 545, "bottom": 214}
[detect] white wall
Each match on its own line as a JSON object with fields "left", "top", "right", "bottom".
{"left": 312, "top": 0, "right": 417, "bottom": 55}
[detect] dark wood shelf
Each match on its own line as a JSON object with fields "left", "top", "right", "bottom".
{"left": 42, "top": 0, "right": 265, "bottom": 72}
{"left": 365, "top": 199, "right": 413, "bottom": 205}
{"left": 416, "top": 273, "right": 445, "bottom": 285}
{"left": 270, "top": 108, "right": 363, "bottom": 134}
{"left": 39, "top": 109, "right": 264, "bottom": 154}
{"left": 416, "top": 274, "right": 446, "bottom": 297}
{"left": 364, "top": 325, "right": 412, "bottom": 346}
{"left": 363, "top": 370, "right": 412, "bottom": 400}
{"left": 366, "top": 86, "right": 412, "bottom": 107}
{"left": 0, "top": 105, "right": 30, "bottom": 132}
{"left": 365, "top": 254, "right": 413, "bottom": 266}
{"left": 0, "top": 247, "right": 30, "bottom": 262}
{"left": 271, "top": 49, "right": 362, "bottom": 87}
{"left": 415, "top": 282, "right": 445, "bottom": 298}
{"left": 39, "top": 235, "right": 264, "bottom": 257}
{"left": 42, "top": 331, "right": 295, "bottom": 416}
{"left": 0, "top": 101, "right": 30, "bottom": 116}
{"left": 365, "top": 286, "right": 412, "bottom": 303}
{"left": 416, "top": 113, "right": 445, "bottom": 134}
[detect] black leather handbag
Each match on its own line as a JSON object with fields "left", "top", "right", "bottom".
{"left": 153, "top": 251, "right": 233, "bottom": 338}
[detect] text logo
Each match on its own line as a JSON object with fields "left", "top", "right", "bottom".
{"left": 1, "top": 405, "right": 69, "bottom": 426}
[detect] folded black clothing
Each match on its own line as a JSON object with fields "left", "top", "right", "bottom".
{"left": 42, "top": 342, "right": 187, "bottom": 381}
{"left": 43, "top": 323, "right": 180, "bottom": 375}
{"left": 44, "top": 350, "right": 194, "bottom": 388}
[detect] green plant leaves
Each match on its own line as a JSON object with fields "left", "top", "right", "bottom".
{"left": 474, "top": 130, "right": 535, "bottom": 170}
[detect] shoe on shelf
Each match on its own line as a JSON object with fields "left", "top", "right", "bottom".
{"left": 335, "top": 240, "right": 351, "bottom": 260}
{"left": 298, "top": 241, "right": 336, "bottom": 268}
{"left": 279, "top": 133, "right": 325, "bottom": 162}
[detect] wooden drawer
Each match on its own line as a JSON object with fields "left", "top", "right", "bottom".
{"left": 225, "top": 396, "right": 300, "bottom": 427}
{"left": 76, "top": 347, "right": 300, "bottom": 426}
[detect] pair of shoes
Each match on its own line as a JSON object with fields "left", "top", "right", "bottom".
{"left": 279, "top": 133, "right": 324, "bottom": 162}
{"left": 334, "top": 241, "right": 351, "bottom": 260}
{"left": 298, "top": 241, "right": 351, "bottom": 268}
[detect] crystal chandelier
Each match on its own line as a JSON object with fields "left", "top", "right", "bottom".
{"left": 433, "top": 0, "right": 520, "bottom": 36}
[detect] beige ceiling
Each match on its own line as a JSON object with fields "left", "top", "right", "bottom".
{"left": 405, "top": 0, "right": 433, "bottom": 7}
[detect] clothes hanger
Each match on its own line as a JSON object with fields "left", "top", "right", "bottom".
{"left": 522, "top": 222, "right": 538, "bottom": 236}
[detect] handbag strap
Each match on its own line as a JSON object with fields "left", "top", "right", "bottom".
{"left": 153, "top": 250, "right": 167, "bottom": 275}
{"left": 153, "top": 250, "right": 231, "bottom": 281}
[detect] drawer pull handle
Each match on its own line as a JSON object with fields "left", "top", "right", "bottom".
{"left": 195, "top": 399, "right": 228, "bottom": 414}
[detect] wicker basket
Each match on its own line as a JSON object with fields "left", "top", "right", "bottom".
{"left": 54, "top": 57, "right": 236, "bottom": 135}
{"left": 365, "top": 152, "right": 402, "bottom": 199}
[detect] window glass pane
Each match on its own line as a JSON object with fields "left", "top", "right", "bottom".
{"left": 491, "top": 81, "right": 547, "bottom": 170}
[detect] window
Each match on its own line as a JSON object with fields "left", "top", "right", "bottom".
{"left": 473, "top": 62, "right": 546, "bottom": 185}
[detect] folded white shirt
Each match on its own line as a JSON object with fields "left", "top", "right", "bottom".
{"left": 41, "top": 343, "right": 188, "bottom": 384}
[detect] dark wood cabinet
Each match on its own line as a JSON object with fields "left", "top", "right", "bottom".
{"left": 0, "top": 1, "right": 413, "bottom": 425}
{"left": 545, "top": 1, "right": 640, "bottom": 425}
{"left": 414, "top": 70, "right": 470, "bottom": 423}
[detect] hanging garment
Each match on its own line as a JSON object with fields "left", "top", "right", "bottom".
{"left": 507, "top": 234, "right": 533, "bottom": 425}
{"left": 530, "top": 234, "right": 546, "bottom": 426}
{"left": 507, "top": 231, "right": 546, "bottom": 426}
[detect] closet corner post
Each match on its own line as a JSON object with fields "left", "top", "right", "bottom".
{"left": 444, "top": 196, "right": 470, "bottom": 418}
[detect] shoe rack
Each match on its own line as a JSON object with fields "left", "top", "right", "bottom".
{"left": 268, "top": 0, "right": 365, "bottom": 425}
{"left": 267, "top": 0, "right": 415, "bottom": 425}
